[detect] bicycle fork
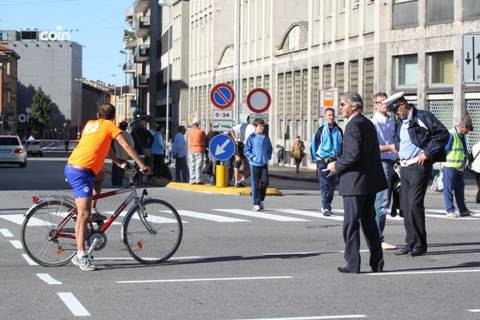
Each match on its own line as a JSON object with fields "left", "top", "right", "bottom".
{"left": 135, "top": 199, "right": 157, "bottom": 235}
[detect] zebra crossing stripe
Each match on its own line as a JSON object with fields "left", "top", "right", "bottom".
{"left": 214, "top": 209, "right": 308, "bottom": 222}
{"left": 178, "top": 210, "right": 248, "bottom": 223}
{"left": 0, "top": 214, "right": 50, "bottom": 226}
{"left": 275, "top": 209, "right": 344, "bottom": 222}
{"left": 0, "top": 228, "right": 14, "bottom": 238}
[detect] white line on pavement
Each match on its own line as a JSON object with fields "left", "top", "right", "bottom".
{"left": 9, "top": 240, "right": 22, "bottom": 249}
{"left": 57, "top": 292, "right": 91, "bottom": 317}
{"left": 468, "top": 309, "right": 480, "bottom": 313}
{"left": 368, "top": 268, "right": 480, "bottom": 276}
{"left": 0, "top": 228, "right": 14, "bottom": 238}
{"left": 0, "top": 214, "right": 49, "bottom": 226}
{"left": 275, "top": 209, "right": 344, "bottom": 221}
{"left": 21, "top": 253, "right": 38, "bottom": 266}
{"left": 178, "top": 210, "right": 249, "bottom": 223}
{"left": 117, "top": 276, "right": 293, "bottom": 284}
{"left": 36, "top": 273, "right": 62, "bottom": 285}
{"left": 215, "top": 209, "right": 308, "bottom": 222}
{"left": 230, "top": 315, "right": 367, "bottom": 320}
{"left": 94, "top": 256, "right": 203, "bottom": 261}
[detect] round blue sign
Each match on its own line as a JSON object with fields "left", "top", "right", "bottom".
{"left": 209, "top": 134, "right": 235, "bottom": 162}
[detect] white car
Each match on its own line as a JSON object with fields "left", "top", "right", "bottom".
{"left": 24, "top": 140, "right": 43, "bottom": 157}
{"left": 0, "top": 135, "right": 27, "bottom": 167}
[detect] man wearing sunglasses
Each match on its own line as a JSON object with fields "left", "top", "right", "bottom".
{"left": 383, "top": 92, "right": 449, "bottom": 257}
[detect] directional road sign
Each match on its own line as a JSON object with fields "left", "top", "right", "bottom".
{"left": 247, "top": 88, "right": 271, "bottom": 113}
{"left": 210, "top": 83, "right": 235, "bottom": 109}
{"left": 209, "top": 134, "right": 235, "bottom": 162}
{"left": 463, "top": 34, "right": 480, "bottom": 84}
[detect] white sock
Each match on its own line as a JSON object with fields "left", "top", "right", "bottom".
{"left": 77, "top": 250, "right": 86, "bottom": 258}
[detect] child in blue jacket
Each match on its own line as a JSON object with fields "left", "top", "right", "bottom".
{"left": 244, "top": 118, "right": 273, "bottom": 211}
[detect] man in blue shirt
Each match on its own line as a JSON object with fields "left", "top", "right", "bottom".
{"left": 311, "top": 108, "right": 343, "bottom": 216}
{"left": 171, "top": 126, "right": 189, "bottom": 183}
{"left": 371, "top": 93, "right": 398, "bottom": 250}
{"left": 152, "top": 126, "right": 167, "bottom": 178}
{"left": 385, "top": 92, "right": 449, "bottom": 257}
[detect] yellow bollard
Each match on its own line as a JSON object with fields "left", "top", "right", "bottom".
{"left": 215, "top": 164, "right": 228, "bottom": 188}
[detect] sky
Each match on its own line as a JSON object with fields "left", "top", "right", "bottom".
{"left": 0, "top": 0, "right": 134, "bottom": 86}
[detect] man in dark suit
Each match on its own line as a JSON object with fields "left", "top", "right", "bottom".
{"left": 326, "top": 92, "right": 387, "bottom": 273}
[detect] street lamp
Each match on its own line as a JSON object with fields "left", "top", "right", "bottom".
{"left": 110, "top": 74, "right": 117, "bottom": 106}
{"left": 158, "top": 0, "right": 173, "bottom": 141}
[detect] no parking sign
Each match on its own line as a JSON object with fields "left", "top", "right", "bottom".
{"left": 210, "top": 83, "right": 235, "bottom": 109}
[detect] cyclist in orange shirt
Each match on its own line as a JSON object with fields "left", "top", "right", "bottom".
{"left": 65, "top": 103, "right": 151, "bottom": 271}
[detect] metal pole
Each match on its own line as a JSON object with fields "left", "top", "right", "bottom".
{"left": 166, "top": 6, "right": 171, "bottom": 141}
{"left": 234, "top": 0, "right": 241, "bottom": 125}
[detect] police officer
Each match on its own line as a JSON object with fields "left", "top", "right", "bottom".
{"left": 383, "top": 92, "right": 449, "bottom": 257}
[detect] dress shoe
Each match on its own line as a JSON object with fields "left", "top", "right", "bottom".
{"left": 337, "top": 266, "right": 359, "bottom": 274}
{"left": 394, "top": 246, "right": 411, "bottom": 256}
{"left": 409, "top": 249, "right": 426, "bottom": 257}
{"left": 371, "top": 259, "right": 384, "bottom": 273}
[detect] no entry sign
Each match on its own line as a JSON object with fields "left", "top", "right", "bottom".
{"left": 210, "top": 83, "right": 235, "bottom": 109}
{"left": 246, "top": 88, "right": 271, "bottom": 113}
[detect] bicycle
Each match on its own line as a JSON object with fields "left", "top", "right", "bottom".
{"left": 20, "top": 168, "right": 183, "bottom": 267}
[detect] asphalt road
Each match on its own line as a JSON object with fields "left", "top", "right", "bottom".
{"left": 1, "top": 155, "right": 480, "bottom": 320}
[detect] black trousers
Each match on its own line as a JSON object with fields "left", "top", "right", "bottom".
{"left": 343, "top": 194, "right": 383, "bottom": 273}
{"left": 400, "top": 163, "right": 432, "bottom": 252}
{"left": 250, "top": 165, "right": 269, "bottom": 205}
{"left": 111, "top": 163, "right": 125, "bottom": 186}
{"left": 153, "top": 154, "right": 166, "bottom": 178}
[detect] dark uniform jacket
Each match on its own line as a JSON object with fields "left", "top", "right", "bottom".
{"left": 393, "top": 107, "right": 450, "bottom": 163}
{"left": 335, "top": 113, "right": 387, "bottom": 196}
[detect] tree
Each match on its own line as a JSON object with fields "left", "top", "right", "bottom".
{"left": 31, "top": 87, "right": 53, "bottom": 137}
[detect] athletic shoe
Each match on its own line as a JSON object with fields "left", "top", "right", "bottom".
{"left": 322, "top": 209, "right": 332, "bottom": 217}
{"left": 252, "top": 205, "right": 261, "bottom": 212}
{"left": 89, "top": 208, "right": 107, "bottom": 222}
{"left": 446, "top": 212, "right": 459, "bottom": 219}
{"left": 381, "top": 242, "right": 397, "bottom": 250}
{"left": 71, "top": 255, "right": 96, "bottom": 271}
{"left": 259, "top": 201, "right": 264, "bottom": 210}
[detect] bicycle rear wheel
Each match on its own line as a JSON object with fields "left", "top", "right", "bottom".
{"left": 21, "top": 200, "right": 77, "bottom": 267}
{"left": 123, "top": 199, "right": 182, "bottom": 264}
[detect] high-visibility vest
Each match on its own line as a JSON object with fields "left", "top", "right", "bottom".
{"left": 444, "top": 128, "right": 466, "bottom": 169}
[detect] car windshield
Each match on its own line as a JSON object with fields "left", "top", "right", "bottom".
{"left": 0, "top": 137, "right": 20, "bottom": 146}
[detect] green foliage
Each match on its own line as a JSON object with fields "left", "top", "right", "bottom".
{"left": 31, "top": 87, "right": 53, "bottom": 135}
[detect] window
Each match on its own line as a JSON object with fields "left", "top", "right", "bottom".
{"left": 363, "top": 58, "right": 374, "bottom": 116}
{"left": 278, "top": 73, "right": 285, "bottom": 117}
{"left": 464, "top": 0, "right": 480, "bottom": 20}
{"left": 352, "top": 0, "right": 360, "bottom": 9}
{"left": 335, "top": 63, "right": 345, "bottom": 95}
{"left": 393, "top": 0, "right": 418, "bottom": 29}
{"left": 426, "top": 0, "right": 453, "bottom": 25}
{"left": 349, "top": 61, "right": 359, "bottom": 91}
{"left": 325, "top": 0, "right": 333, "bottom": 17}
{"left": 394, "top": 55, "right": 418, "bottom": 87}
{"left": 428, "top": 51, "right": 454, "bottom": 86}
{"left": 312, "top": 67, "right": 320, "bottom": 119}
{"left": 338, "top": 0, "right": 346, "bottom": 12}
{"left": 323, "top": 65, "right": 332, "bottom": 88}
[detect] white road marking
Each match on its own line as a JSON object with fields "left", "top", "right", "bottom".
{"left": 9, "top": 240, "right": 22, "bottom": 249}
{"left": 425, "top": 213, "right": 480, "bottom": 220}
{"left": 178, "top": 210, "right": 248, "bottom": 223}
{"left": 368, "top": 268, "right": 480, "bottom": 276}
{"left": 276, "top": 209, "right": 344, "bottom": 221}
{"left": 0, "top": 228, "right": 14, "bottom": 238}
{"left": 94, "top": 256, "right": 202, "bottom": 261}
{"left": 215, "top": 209, "right": 308, "bottom": 222}
{"left": 231, "top": 315, "right": 367, "bottom": 320}
{"left": 36, "top": 273, "right": 62, "bottom": 285}
{"left": 117, "top": 276, "right": 292, "bottom": 284}
{"left": 57, "top": 292, "right": 91, "bottom": 317}
{"left": 21, "top": 253, "right": 38, "bottom": 266}
{"left": 468, "top": 309, "right": 480, "bottom": 313}
{"left": 114, "top": 211, "right": 184, "bottom": 224}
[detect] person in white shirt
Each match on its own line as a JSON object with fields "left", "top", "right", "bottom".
{"left": 470, "top": 140, "right": 480, "bottom": 203}
{"left": 231, "top": 117, "right": 255, "bottom": 187}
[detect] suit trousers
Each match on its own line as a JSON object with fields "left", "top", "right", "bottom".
{"left": 343, "top": 194, "right": 383, "bottom": 273}
{"left": 400, "top": 163, "right": 432, "bottom": 252}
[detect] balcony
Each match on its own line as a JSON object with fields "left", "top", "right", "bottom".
{"left": 123, "top": 30, "right": 137, "bottom": 49}
{"left": 134, "top": 44, "right": 150, "bottom": 63}
{"left": 134, "top": 74, "right": 150, "bottom": 88}
{"left": 134, "top": 0, "right": 149, "bottom": 14}
{"left": 123, "top": 63, "right": 136, "bottom": 74}
{"left": 136, "top": 16, "right": 150, "bottom": 37}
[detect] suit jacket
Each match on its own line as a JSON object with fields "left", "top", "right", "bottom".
{"left": 336, "top": 113, "right": 387, "bottom": 196}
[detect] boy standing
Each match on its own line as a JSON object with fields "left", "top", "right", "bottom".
{"left": 244, "top": 119, "right": 272, "bottom": 211}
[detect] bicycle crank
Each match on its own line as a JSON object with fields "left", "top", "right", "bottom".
{"left": 87, "top": 231, "right": 107, "bottom": 251}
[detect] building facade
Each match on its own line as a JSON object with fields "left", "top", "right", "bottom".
{"left": 188, "top": 0, "right": 480, "bottom": 167}
{"left": 0, "top": 44, "right": 20, "bottom": 134}
{"left": 0, "top": 28, "right": 83, "bottom": 136}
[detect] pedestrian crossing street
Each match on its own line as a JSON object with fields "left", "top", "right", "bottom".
{"left": 1, "top": 208, "right": 480, "bottom": 226}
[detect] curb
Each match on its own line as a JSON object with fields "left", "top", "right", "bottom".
{"left": 165, "top": 182, "right": 282, "bottom": 196}
{"left": 269, "top": 172, "right": 317, "bottom": 183}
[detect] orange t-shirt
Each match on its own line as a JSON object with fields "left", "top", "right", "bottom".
{"left": 68, "top": 119, "right": 122, "bottom": 174}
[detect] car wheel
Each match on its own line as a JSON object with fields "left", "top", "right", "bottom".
{"left": 20, "top": 161, "right": 27, "bottom": 168}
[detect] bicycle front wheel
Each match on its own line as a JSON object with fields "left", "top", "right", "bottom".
{"left": 21, "top": 200, "right": 77, "bottom": 267}
{"left": 123, "top": 199, "right": 183, "bottom": 264}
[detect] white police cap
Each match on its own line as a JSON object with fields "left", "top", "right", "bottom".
{"left": 383, "top": 92, "right": 405, "bottom": 111}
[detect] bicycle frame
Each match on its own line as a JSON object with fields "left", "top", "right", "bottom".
{"left": 51, "top": 186, "right": 147, "bottom": 240}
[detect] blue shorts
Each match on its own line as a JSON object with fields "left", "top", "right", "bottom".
{"left": 64, "top": 164, "right": 95, "bottom": 198}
